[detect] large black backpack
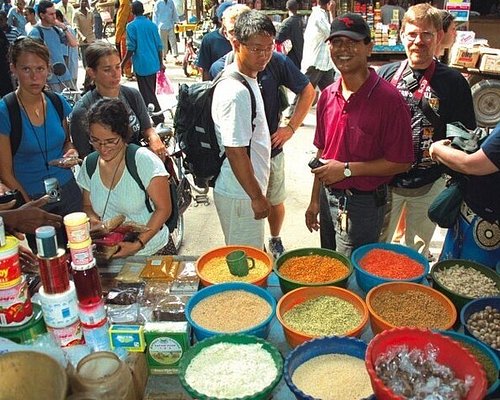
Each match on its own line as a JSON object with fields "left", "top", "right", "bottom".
{"left": 173, "top": 71, "right": 256, "bottom": 188}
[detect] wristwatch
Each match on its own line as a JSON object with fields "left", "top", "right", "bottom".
{"left": 343, "top": 162, "right": 352, "bottom": 178}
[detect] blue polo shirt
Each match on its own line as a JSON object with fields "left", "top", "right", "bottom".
{"left": 210, "top": 51, "right": 310, "bottom": 157}
{"left": 194, "top": 28, "right": 231, "bottom": 71}
{"left": 126, "top": 15, "right": 163, "bottom": 77}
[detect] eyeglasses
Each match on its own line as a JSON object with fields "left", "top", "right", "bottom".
{"left": 241, "top": 43, "right": 275, "bottom": 55}
{"left": 329, "top": 38, "right": 364, "bottom": 50}
{"left": 89, "top": 136, "right": 121, "bottom": 148}
{"left": 403, "top": 31, "right": 435, "bottom": 43}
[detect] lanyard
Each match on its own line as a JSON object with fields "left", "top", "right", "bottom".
{"left": 390, "top": 59, "right": 436, "bottom": 102}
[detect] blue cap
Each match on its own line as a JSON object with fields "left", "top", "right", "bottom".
{"left": 216, "top": 1, "right": 235, "bottom": 21}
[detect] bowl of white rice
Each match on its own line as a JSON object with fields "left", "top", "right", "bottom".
{"left": 178, "top": 333, "right": 283, "bottom": 400}
{"left": 284, "top": 336, "right": 374, "bottom": 400}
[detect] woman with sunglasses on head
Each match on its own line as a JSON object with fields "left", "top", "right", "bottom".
{"left": 77, "top": 98, "right": 172, "bottom": 258}
{"left": 69, "top": 41, "right": 166, "bottom": 159}
{"left": 0, "top": 37, "right": 82, "bottom": 249}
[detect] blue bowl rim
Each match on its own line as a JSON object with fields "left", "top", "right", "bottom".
{"left": 460, "top": 296, "right": 500, "bottom": 325}
{"left": 351, "top": 242, "right": 430, "bottom": 283}
{"left": 439, "top": 330, "right": 500, "bottom": 395}
{"left": 178, "top": 333, "right": 284, "bottom": 400}
{"left": 185, "top": 282, "right": 277, "bottom": 337}
{"left": 273, "top": 247, "right": 353, "bottom": 286}
{"left": 283, "top": 335, "right": 372, "bottom": 400}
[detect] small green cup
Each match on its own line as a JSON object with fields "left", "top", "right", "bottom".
{"left": 226, "top": 250, "right": 255, "bottom": 277}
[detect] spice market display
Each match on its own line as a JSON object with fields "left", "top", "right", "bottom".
{"left": 0, "top": 222, "right": 499, "bottom": 399}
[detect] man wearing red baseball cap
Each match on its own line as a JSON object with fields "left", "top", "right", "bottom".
{"left": 305, "top": 13, "right": 414, "bottom": 256}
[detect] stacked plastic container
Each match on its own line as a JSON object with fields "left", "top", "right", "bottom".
{"left": 0, "top": 236, "right": 34, "bottom": 330}
{"left": 36, "top": 225, "right": 83, "bottom": 347}
{"left": 64, "top": 212, "right": 110, "bottom": 351}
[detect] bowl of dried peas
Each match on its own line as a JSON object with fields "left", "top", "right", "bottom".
{"left": 440, "top": 330, "right": 500, "bottom": 396}
{"left": 351, "top": 243, "right": 429, "bottom": 293}
{"left": 366, "top": 327, "right": 488, "bottom": 400}
{"left": 430, "top": 259, "right": 500, "bottom": 312}
{"left": 365, "top": 281, "right": 457, "bottom": 334}
{"left": 276, "top": 286, "right": 369, "bottom": 348}
{"left": 196, "top": 245, "right": 273, "bottom": 287}
{"left": 284, "top": 336, "right": 374, "bottom": 400}
{"left": 273, "top": 248, "right": 352, "bottom": 294}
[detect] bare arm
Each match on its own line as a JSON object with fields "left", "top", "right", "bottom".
{"left": 143, "top": 127, "right": 166, "bottom": 159}
{"left": 271, "top": 83, "right": 315, "bottom": 149}
{"left": 225, "top": 146, "right": 270, "bottom": 220}
{"left": 430, "top": 140, "right": 499, "bottom": 176}
{"left": 305, "top": 149, "right": 323, "bottom": 232}
{"left": 0, "top": 135, "right": 30, "bottom": 202}
{"left": 313, "top": 158, "right": 411, "bottom": 186}
{"left": 55, "top": 21, "right": 79, "bottom": 47}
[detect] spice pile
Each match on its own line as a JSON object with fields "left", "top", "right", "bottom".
{"left": 292, "top": 354, "right": 373, "bottom": 400}
{"left": 433, "top": 265, "right": 500, "bottom": 298}
{"left": 184, "top": 343, "right": 278, "bottom": 398}
{"left": 359, "top": 249, "right": 424, "bottom": 280}
{"left": 199, "top": 257, "right": 269, "bottom": 283}
{"left": 279, "top": 255, "right": 349, "bottom": 283}
{"left": 283, "top": 295, "right": 362, "bottom": 336}
{"left": 190, "top": 290, "right": 272, "bottom": 333}
{"left": 370, "top": 289, "right": 451, "bottom": 329}
{"left": 375, "top": 345, "right": 473, "bottom": 399}
{"left": 467, "top": 305, "right": 500, "bottom": 350}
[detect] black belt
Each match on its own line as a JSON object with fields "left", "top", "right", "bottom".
{"left": 328, "top": 186, "right": 381, "bottom": 196}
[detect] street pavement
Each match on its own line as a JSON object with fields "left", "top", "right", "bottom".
{"left": 76, "top": 46, "right": 446, "bottom": 260}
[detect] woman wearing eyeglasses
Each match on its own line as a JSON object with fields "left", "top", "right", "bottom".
{"left": 77, "top": 98, "right": 172, "bottom": 257}
{"left": 0, "top": 37, "right": 82, "bottom": 248}
{"left": 69, "top": 41, "right": 166, "bottom": 159}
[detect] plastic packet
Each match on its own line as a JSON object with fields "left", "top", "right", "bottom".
{"left": 107, "top": 304, "right": 141, "bottom": 324}
{"left": 106, "top": 282, "right": 145, "bottom": 305}
{"left": 175, "top": 261, "right": 198, "bottom": 282}
{"left": 152, "top": 294, "right": 190, "bottom": 322}
{"left": 48, "top": 157, "right": 82, "bottom": 168}
{"left": 0, "top": 334, "right": 67, "bottom": 367}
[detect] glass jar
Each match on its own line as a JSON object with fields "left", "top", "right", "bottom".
{"left": 70, "top": 351, "right": 136, "bottom": 400}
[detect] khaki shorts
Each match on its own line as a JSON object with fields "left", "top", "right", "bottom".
{"left": 266, "top": 152, "right": 286, "bottom": 206}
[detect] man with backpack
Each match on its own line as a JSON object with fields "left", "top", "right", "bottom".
{"left": 211, "top": 10, "right": 276, "bottom": 249}
{"left": 28, "top": 0, "right": 78, "bottom": 92}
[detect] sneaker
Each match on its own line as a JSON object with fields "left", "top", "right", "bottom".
{"left": 268, "top": 237, "right": 285, "bottom": 259}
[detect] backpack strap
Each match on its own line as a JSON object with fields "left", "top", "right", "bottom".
{"left": 85, "top": 151, "right": 99, "bottom": 178}
{"left": 125, "top": 144, "right": 154, "bottom": 213}
{"left": 4, "top": 90, "right": 64, "bottom": 156}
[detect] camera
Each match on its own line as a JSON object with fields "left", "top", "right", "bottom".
{"left": 308, "top": 158, "right": 325, "bottom": 170}
{"left": 0, "top": 190, "right": 26, "bottom": 209}
{"left": 44, "top": 178, "right": 61, "bottom": 203}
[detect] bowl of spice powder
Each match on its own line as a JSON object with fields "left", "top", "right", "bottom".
{"left": 351, "top": 243, "right": 429, "bottom": 293}
{"left": 196, "top": 246, "right": 273, "bottom": 287}
{"left": 276, "top": 286, "right": 369, "bottom": 348}
{"left": 366, "top": 282, "right": 457, "bottom": 334}
{"left": 274, "top": 248, "right": 352, "bottom": 294}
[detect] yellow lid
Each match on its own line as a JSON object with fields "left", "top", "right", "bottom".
{"left": 63, "top": 212, "right": 89, "bottom": 227}
{"left": 67, "top": 238, "right": 92, "bottom": 250}
{"left": 0, "top": 236, "right": 20, "bottom": 254}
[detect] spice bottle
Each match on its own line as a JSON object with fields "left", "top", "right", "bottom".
{"left": 71, "top": 260, "right": 103, "bottom": 305}
{"left": 70, "top": 351, "right": 136, "bottom": 400}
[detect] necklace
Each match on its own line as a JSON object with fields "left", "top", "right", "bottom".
{"left": 101, "top": 148, "right": 126, "bottom": 221}
{"left": 17, "top": 92, "right": 49, "bottom": 172}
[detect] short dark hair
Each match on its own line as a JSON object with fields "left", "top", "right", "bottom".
{"left": 37, "top": 0, "right": 54, "bottom": 16}
{"left": 440, "top": 10, "right": 455, "bottom": 33}
{"left": 286, "top": 0, "right": 298, "bottom": 12}
{"left": 318, "top": 0, "right": 330, "bottom": 6}
{"left": 88, "top": 98, "right": 132, "bottom": 141}
{"left": 55, "top": 8, "right": 64, "bottom": 22}
{"left": 25, "top": 6, "right": 35, "bottom": 15}
{"left": 234, "top": 9, "right": 275, "bottom": 43}
{"left": 131, "top": 1, "right": 144, "bottom": 16}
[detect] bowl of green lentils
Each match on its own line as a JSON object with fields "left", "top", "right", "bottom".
{"left": 430, "top": 259, "right": 500, "bottom": 312}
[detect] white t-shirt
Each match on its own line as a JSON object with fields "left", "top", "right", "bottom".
{"left": 77, "top": 147, "right": 170, "bottom": 255}
{"left": 212, "top": 63, "right": 271, "bottom": 199}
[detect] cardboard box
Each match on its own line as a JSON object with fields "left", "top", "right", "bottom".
{"left": 479, "top": 53, "right": 500, "bottom": 73}
{"left": 450, "top": 46, "right": 481, "bottom": 68}
{"left": 109, "top": 324, "right": 146, "bottom": 352}
{"left": 144, "top": 321, "right": 191, "bottom": 375}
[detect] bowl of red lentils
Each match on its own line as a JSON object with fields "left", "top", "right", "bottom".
{"left": 365, "top": 282, "right": 457, "bottom": 334}
{"left": 430, "top": 259, "right": 500, "bottom": 312}
{"left": 274, "top": 248, "right": 353, "bottom": 294}
{"left": 196, "top": 246, "right": 273, "bottom": 287}
{"left": 276, "top": 286, "right": 369, "bottom": 348}
{"left": 351, "top": 243, "right": 430, "bottom": 293}
{"left": 366, "top": 327, "right": 488, "bottom": 400}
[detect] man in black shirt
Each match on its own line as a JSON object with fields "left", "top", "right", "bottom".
{"left": 276, "top": 0, "right": 304, "bottom": 69}
{"left": 378, "top": 3, "right": 476, "bottom": 259}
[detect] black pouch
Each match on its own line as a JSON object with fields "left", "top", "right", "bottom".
{"left": 0, "top": 190, "right": 25, "bottom": 209}
{"left": 373, "top": 185, "right": 388, "bottom": 207}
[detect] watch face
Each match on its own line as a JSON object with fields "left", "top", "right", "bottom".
{"left": 344, "top": 168, "right": 352, "bottom": 177}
